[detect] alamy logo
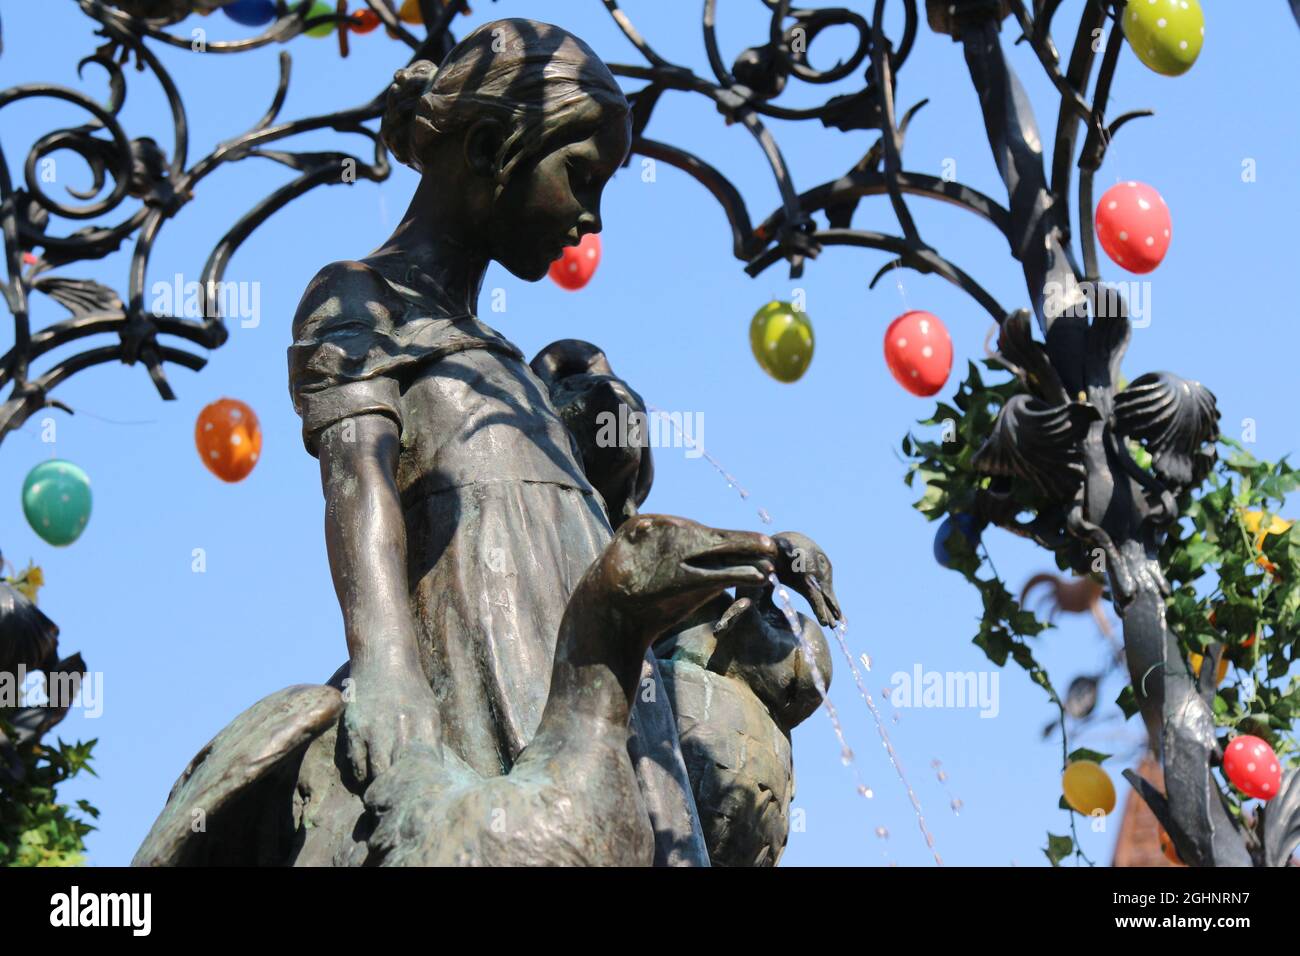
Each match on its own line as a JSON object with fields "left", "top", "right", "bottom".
{"left": 49, "top": 886, "right": 151, "bottom": 936}
{"left": 889, "top": 665, "right": 999, "bottom": 718}
{"left": 1043, "top": 278, "right": 1152, "bottom": 328}
{"left": 594, "top": 404, "right": 704, "bottom": 459}
{"left": 0, "top": 664, "right": 102, "bottom": 718}
{"left": 150, "top": 273, "right": 261, "bottom": 328}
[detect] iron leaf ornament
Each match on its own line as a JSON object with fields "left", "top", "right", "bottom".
{"left": 1113, "top": 372, "right": 1221, "bottom": 491}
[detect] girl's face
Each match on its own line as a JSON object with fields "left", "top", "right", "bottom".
{"left": 487, "top": 113, "right": 632, "bottom": 282}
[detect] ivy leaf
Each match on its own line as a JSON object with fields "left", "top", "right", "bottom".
{"left": 974, "top": 626, "right": 1012, "bottom": 667}
{"left": 1116, "top": 685, "right": 1139, "bottom": 720}
{"left": 1044, "top": 832, "right": 1074, "bottom": 867}
{"left": 1067, "top": 748, "right": 1112, "bottom": 764}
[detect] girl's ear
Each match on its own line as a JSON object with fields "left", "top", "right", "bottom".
{"left": 463, "top": 118, "right": 507, "bottom": 178}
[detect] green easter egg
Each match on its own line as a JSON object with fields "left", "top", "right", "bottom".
{"left": 22, "top": 459, "right": 93, "bottom": 547}
{"left": 750, "top": 301, "right": 814, "bottom": 383}
{"left": 1122, "top": 0, "right": 1204, "bottom": 76}
{"left": 297, "top": 0, "right": 335, "bottom": 37}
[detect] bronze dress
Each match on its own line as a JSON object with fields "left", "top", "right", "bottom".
{"left": 288, "top": 257, "right": 706, "bottom": 864}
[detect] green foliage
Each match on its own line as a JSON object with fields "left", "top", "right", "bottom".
{"left": 902, "top": 364, "right": 1300, "bottom": 756}
{"left": 0, "top": 726, "right": 98, "bottom": 867}
{"left": 903, "top": 362, "right": 1300, "bottom": 857}
{"left": 1067, "top": 747, "right": 1112, "bottom": 765}
{"left": 1043, "top": 832, "right": 1074, "bottom": 867}
{"left": 902, "top": 362, "right": 1060, "bottom": 706}
{"left": 1161, "top": 439, "right": 1300, "bottom": 761}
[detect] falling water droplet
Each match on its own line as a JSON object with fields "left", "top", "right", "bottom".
{"left": 857, "top": 784, "right": 873, "bottom": 799}
{"left": 767, "top": 573, "right": 872, "bottom": 806}
{"left": 881, "top": 686, "right": 891, "bottom": 700}
{"left": 875, "top": 826, "right": 889, "bottom": 840}
{"left": 656, "top": 407, "right": 942, "bottom": 863}
{"left": 931, "top": 758, "right": 963, "bottom": 823}
{"left": 647, "top": 405, "right": 762, "bottom": 519}
{"left": 891, "top": 712, "right": 900, "bottom": 724}
{"left": 824, "top": 614, "right": 943, "bottom": 865}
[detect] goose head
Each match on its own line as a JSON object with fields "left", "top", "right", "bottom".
{"left": 577, "top": 514, "right": 777, "bottom": 652}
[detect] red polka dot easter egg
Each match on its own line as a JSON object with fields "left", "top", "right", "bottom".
{"left": 195, "top": 398, "right": 262, "bottom": 483}
{"left": 1222, "top": 734, "right": 1282, "bottom": 800}
{"left": 548, "top": 232, "right": 601, "bottom": 290}
{"left": 1096, "top": 181, "right": 1171, "bottom": 274}
{"left": 883, "top": 310, "right": 953, "bottom": 397}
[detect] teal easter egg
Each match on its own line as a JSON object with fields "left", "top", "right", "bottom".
{"left": 1122, "top": 0, "right": 1204, "bottom": 77}
{"left": 22, "top": 459, "right": 93, "bottom": 547}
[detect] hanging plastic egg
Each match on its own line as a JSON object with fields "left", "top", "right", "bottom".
{"left": 22, "top": 460, "right": 93, "bottom": 547}
{"left": 548, "top": 232, "right": 601, "bottom": 291}
{"left": 1242, "top": 510, "right": 1292, "bottom": 575}
{"left": 1223, "top": 735, "right": 1282, "bottom": 800}
{"left": 1188, "top": 650, "right": 1229, "bottom": 685}
{"left": 196, "top": 398, "right": 262, "bottom": 483}
{"left": 350, "top": 9, "right": 381, "bottom": 33}
{"left": 883, "top": 310, "right": 952, "bottom": 396}
{"left": 749, "top": 300, "right": 814, "bottom": 383}
{"left": 1122, "top": 0, "right": 1204, "bottom": 77}
{"left": 1096, "top": 182, "right": 1171, "bottom": 274}
{"left": 1062, "top": 760, "right": 1116, "bottom": 816}
{"left": 294, "top": 0, "right": 334, "bottom": 37}
{"left": 222, "top": 0, "right": 277, "bottom": 26}
{"left": 398, "top": 0, "right": 424, "bottom": 24}
{"left": 1242, "top": 510, "right": 1292, "bottom": 542}
{"left": 933, "top": 513, "right": 980, "bottom": 569}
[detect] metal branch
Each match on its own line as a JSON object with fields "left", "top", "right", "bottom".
{"left": 0, "top": 0, "right": 396, "bottom": 444}
{"left": 745, "top": 227, "right": 1009, "bottom": 323}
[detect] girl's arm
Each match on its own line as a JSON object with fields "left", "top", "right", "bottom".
{"left": 317, "top": 412, "right": 439, "bottom": 783}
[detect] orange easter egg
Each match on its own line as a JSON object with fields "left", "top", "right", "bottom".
{"left": 195, "top": 398, "right": 262, "bottom": 483}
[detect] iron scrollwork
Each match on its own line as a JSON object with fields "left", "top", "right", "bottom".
{"left": 596, "top": 0, "right": 1300, "bottom": 866}
{"left": 0, "top": 0, "right": 477, "bottom": 444}
{"left": 5, "top": 0, "right": 1299, "bottom": 866}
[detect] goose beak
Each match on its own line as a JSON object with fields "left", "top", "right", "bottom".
{"left": 679, "top": 531, "right": 777, "bottom": 590}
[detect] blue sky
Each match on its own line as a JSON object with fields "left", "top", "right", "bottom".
{"left": 1, "top": 1, "right": 1297, "bottom": 867}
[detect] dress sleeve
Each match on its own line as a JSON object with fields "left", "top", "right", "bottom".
{"left": 287, "top": 261, "right": 405, "bottom": 458}
{"left": 296, "top": 377, "right": 403, "bottom": 457}
{"left": 286, "top": 259, "right": 526, "bottom": 457}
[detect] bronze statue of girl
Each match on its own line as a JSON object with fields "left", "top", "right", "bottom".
{"left": 133, "top": 18, "right": 835, "bottom": 868}
{"left": 287, "top": 18, "right": 707, "bottom": 864}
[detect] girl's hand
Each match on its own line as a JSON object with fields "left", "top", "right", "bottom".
{"left": 343, "top": 661, "right": 440, "bottom": 784}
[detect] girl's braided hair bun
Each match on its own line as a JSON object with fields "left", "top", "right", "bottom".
{"left": 379, "top": 19, "right": 629, "bottom": 179}
{"left": 381, "top": 59, "right": 440, "bottom": 173}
